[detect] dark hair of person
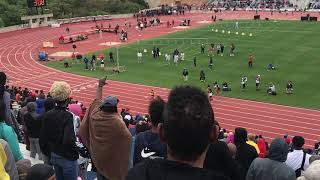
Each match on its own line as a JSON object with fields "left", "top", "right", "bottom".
{"left": 292, "top": 136, "right": 305, "bottom": 149}
{"left": 163, "top": 86, "right": 214, "bottom": 161}
{"left": 0, "top": 72, "right": 7, "bottom": 101}
{"left": 0, "top": 100, "right": 6, "bottom": 122}
{"left": 136, "top": 121, "right": 150, "bottom": 134}
{"left": 148, "top": 96, "right": 165, "bottom": 127}
{"left": 100, "top": 106, "right": 118, "bottom": 113}
{"left": 44, "top": 98, "right": 56, "bottom": 112}
{"left": 234, "top": 127, "right": 248, "bottom": 146}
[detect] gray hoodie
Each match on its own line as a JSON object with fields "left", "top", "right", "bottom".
{"left": 246, "top": 138, "right": 296, "bottom": 180}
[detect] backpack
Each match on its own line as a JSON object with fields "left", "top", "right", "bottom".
{"left": 295, "top": 152, "right": 306, "bottom": 177}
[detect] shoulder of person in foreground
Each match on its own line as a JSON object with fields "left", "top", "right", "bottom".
{"left": 126, "top": 158, "right": 231, "bottom": 180}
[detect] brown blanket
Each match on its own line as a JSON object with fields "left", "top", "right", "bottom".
{"left": 80, "top": 99, "right": 131, "bottom": 180}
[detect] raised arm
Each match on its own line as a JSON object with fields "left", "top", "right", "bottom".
{"left": 96, "top": 77, "right": 107, "bottom": 100}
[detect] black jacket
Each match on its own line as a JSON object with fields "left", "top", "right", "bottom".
{"left": 24, "top": 113, "right": 41, "bottom": 138}
{"left": 126, "top": 158, "right": 230, "bottom": 180}
{"left": 204, "top": 141, "right": 246, "bottom": 180}
{"left": 39, "top": 106, "right": 78, "bottom": 160}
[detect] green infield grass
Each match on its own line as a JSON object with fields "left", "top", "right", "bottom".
{"left": 48, "top": 20, "right": 320, "bottom": 109}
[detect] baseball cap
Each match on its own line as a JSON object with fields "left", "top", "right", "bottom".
{"left": 101, "top": 96, "right": 119, "bottom": 108}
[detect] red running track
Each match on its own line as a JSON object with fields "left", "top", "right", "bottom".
{"left": 0, "top": 11, "right": 319, "bottom": 148}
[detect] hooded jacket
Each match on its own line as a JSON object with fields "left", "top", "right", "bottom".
{"left": 246, "top": 138, "right": 296, "bottom": 180}
{"left": 133, "top": 130, "right": 166, "bottom": 165}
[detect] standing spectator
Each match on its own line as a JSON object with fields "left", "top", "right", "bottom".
{"left": 24, "top": 102, "right": 43, "bottom": 160}
{"left": 204, "top": 137, "right": 245, "bottom": 180}
{"left": 246, "top": 138, "right": 296, "bottom": 180}
{"left": 234, "top": 128, "right": 258, "bottom": 174}
{"left": 0, "top": 102, "right": 24, "bottom": 162}
{"left": 133, "top": 96, "right": 166, "bottom": 165}
{"left": 220, "top": 44, "right": 225, "bottom": 56}
{"left": 0, "top": 72, "right": 13, "bottom": 127}
{"left": 38, "top": 98, "right": 55, "bottom": 165}
{"left": 80, "top": 78, "right": 132, "bottom": 180}
{"left": 126, "top": 86, "right": 229, "bottom": 180}
{"left": 36, "top": 93, "right": 46, "bottom": 115}
{"left": 40, "top": 81, "right": 79, "bottom": 180}
{"left": 285, "top": 136, "right": 311, "bottom": 177}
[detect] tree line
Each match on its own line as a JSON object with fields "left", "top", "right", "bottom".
{"left": 0, "top": 0, "right": 147, "bottom": 27}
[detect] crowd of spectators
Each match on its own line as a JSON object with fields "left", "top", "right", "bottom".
{"left": 0, "top": 70, "right": 319, "bottom": 180}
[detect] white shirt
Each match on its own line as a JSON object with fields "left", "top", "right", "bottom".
{"left": 137, "top": 52, "right": 142, "bottom": 57}
{"left": 285, "top": 150, "right": 311, "bottom": 171}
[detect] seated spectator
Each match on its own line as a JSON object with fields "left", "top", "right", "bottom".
{"left": 26, "top": 164, "right": 55, "bottom": 180}
{"left": 126, "top": 86, "right": 229, "bottom": 180}
{"left": 24, "top": 102, "right": 43, "bottom": 160}
{"left": 40, "top": 81, "right": 79, "bottom": 180}
{"left": 0, "top": 144, "right": 9, "bottom": 180}
{"left": 286, "top": 81, "right": 294, "bottom": 94}
{"left": 80, "top": 78, "right": 132, "bottom": 180}
{"left": 0, "top": 139, "right": 18, "bottom": 180}
{"left": 247, "top": 133, "right": 260, "bottom": 155}
{"left": 267, "top": 83, "right": 277, "bottom": 95}
{"left": 246, "top": 138, "right": 296, "bottom": 180}
{"left": 234, "top": 128, "right": 258, "bottom": 174}
{"left": 297, "top": 159, "right": 320, "bottom": 180}
{"left": 133, "top": 96, "right": 166, "bottom": 165}
{"left": 222, "top": 82, "right": 231, "bottom": 91}
{"left": 285, "top": 136, "right": 311, "bottom": 177}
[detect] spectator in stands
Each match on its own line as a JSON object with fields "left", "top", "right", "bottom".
{"left": 0, "top": 72, "right": 13, "bottom": 127}
{"left": 133, "top": 96, "right": 166, "bottom": 165}
{"left": 246, "top": 138, "right": 296, "bottom": 180}
{"left": 256, "top": 136, "right": 266, "bottom": 158}
{"left": 247, "top": 133, "right": 260, "bottom": 155}
{"left": 24, "top": 102, "right": 43, "bottom": 160}
{"left": 80, "top": 78, "right": 132, "bottom": 180}
{"left": 0, "top": 139, "right": 18, "bottom": 180}
{"left": 40, "top": 81, "right": 79, "bottom": 180}
{"left": 36, "top": 93, "right": 46, "bottom": 115}
{"left": 0, "top": 101, "right": 24, "bottom": 162}
{"left": 297, "top": 159, "right": 320, "bottom": 180}
{"left": 26, "top": 164, "right": 55, "bottom": 180}
{"left": 234, "top": 127, "right": 258, "bottom": 174}
{"left": 204, "top": 123, "right": 245, "bottom": 180}
{"left": 38, "top": 98, "right": 55, "bottom": 165}
{"left": 126, "top": 86, "right": 229, "bottom": 180}
{"left": 0, "top": 144, "right": 10, "bottom": 180}
{"left": 285, "top": 136, "right": 311, "bottom": 177}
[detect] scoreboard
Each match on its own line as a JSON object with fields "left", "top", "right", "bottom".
{"left": 27, "top": 0, "right": 47, "bottom": 8}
